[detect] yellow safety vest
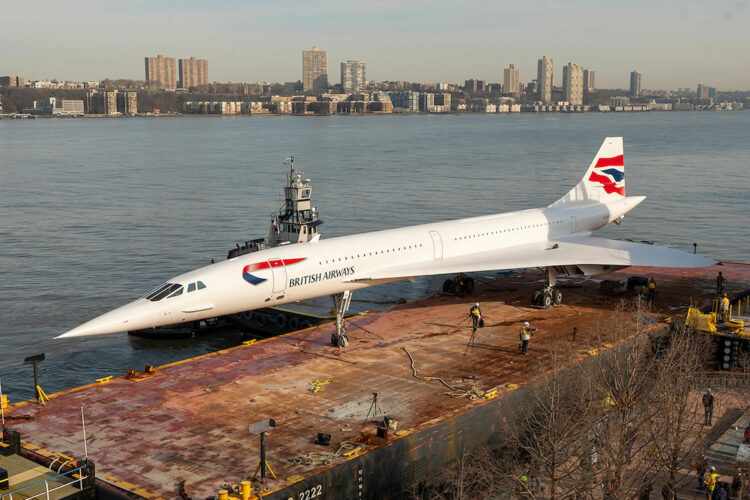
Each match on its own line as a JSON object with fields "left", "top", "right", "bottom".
{"left": 706, "top": 472, "right": 719, "bottom": 492}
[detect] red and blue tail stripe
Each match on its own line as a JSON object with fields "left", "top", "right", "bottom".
{"left": 589, "top": 155, "right": 625, "bottom": 196}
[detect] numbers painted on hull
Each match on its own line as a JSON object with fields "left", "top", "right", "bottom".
{"left": 288, "top": 484, "right": 323, "bottom": 500}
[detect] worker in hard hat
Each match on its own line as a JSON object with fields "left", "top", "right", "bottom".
{"left": 703, "top": 388, "right": 715, "bottom": 425}
{"left": 720, "top": 293, "right": 731, "bottom": 322}
{"left": 520, "top": 321, "right": 535, "bottom": 354}
{"left": 468, "top": 303, "right": 483, "bottom": 345}
{"left": 705, "top": 465, "right": 719, "bottom": 500}
{"left": 646, "top": 277, "right": 657, "bottom": 309}
{"left": 469, "top": 303, "right": 483, "bottom": 331}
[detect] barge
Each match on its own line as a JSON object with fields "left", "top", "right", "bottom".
{"left": 4, "top": 263, "right": 750, "bottom": 499}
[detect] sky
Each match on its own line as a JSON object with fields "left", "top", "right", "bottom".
{"left": 1, "top": 0, "right": 749, "bottom": 90}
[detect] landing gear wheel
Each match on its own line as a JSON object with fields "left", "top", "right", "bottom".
{"left": 554, "top": 289, "right": 563, "bottom": 305}
{"left": 442, "top": 279, "right": 456, "bottom": 294}
{"left": 543, "top": 292, "right": 553, "bottom": 308}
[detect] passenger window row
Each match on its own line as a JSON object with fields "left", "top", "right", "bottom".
{"left": 453, "top": 220, "right": 565, "bottom": 241}
{"left": 318, "top": 243, "right": 424, "bottom": 266}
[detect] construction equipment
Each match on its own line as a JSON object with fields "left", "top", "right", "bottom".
{"left": 685, "top": 305, "right": 745, "bottom": 336}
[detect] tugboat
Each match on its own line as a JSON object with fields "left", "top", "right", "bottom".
{"left": 227, "top": 156, "right": 322, "bottom": 259}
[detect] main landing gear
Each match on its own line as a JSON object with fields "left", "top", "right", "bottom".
{"left": 442, "top": 273, "right": 475, "bottom": 296}
{"left": 331, "top": 290, "right": 352, "bottom": 348}
{"left": 532, "top": 268, "right": 563, "bottom": 308}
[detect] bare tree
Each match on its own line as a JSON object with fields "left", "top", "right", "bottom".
{"left": 511, "top": 353, "right": 596, "bottom": 500}
{"left": 585, "top": 304, "right": 661, "bottom": 499}
{"left": 646, "top": 330, "right": 709, "bottom": 498}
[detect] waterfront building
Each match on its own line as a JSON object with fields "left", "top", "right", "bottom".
{"left": 563, "top": 62, "right": 583, "bottom": 106}
{"left": 25, "top": 97, "right": 84, "bottom": 115}
{"left": 302, "top": 47, "right": 328, "bottom": 93}
{"left": 117, "top": 91, "right": 138, "bottom": 115}
{"left": 389, "top": 91, "right": 420, "bottom": 112}
{"left": 419, "top": 92, "right": 434, "bottom": 112}
{"left": 60, "top": 100, "right": 84, "bottom": 115}
{"left": 104, "top": 91, "right": 119, "bottom": 115}
{"left": 464, "top": 79, "right": 485, "bottom": 95}
{"left": 178, "top": 57, "right": 209, "bottom": 89}
{"left": 0, "top": 74, "right": 24, "bottom": 87}
{"left": 340, "top": 60, "right": 366, "bottom": 93}
{"left": 503, "top": 64, "right": 520, "bottom": 96}
{"left": 434, "top": 93, "right": 451, "bottom": 110}
{"left": 629, "top": 70, "right": 642, "bottom": 97}
{"left": 145, "top": 54, "right": 177, "bottom": 90}
{"left": 537, "top": 56, "right": 553, "bottom": 104}
{"left": 610, "top": 96, "right": 631, "bottom": 107}
{"left": 583, "top": 69, "right": 595, "bottom": 96}
{"left": 696, "top": 84, "right": 716, "bottom": 100}
{"left": 88, "top": 90, "right": 120, "bottom": 114}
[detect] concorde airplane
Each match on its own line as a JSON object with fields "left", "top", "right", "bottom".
{"left": 58, "top": 138, "right": 713, "bottom": 346}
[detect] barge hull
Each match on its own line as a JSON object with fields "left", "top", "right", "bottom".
{"left": 5, "top": 264, "right": 750, "bottom": 499}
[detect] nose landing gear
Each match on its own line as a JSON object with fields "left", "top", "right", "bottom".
{"left": 330, "top": 290, "right": 352, "bottom": 348}
{"left": 532, "top": 268, "right": 563, "bottom": 308}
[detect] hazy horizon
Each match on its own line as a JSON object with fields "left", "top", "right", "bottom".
{"left": 2, "top": 0, "right": 749, "bottom": 90}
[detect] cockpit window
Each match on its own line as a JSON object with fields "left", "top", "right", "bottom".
{"left": 187, "top": 283, "right": 196, "bottom": 293}
{"left": 197, "top": 281, "right": 206, "bottom": 290}
{"left": 145, "top": 283, "right": 171, "bottom": 300}
{"left": 149, "top": 283, "right": 181, "bottom": 302}
{"left": 167, "top": 286, "right": 183, "bottom": 298}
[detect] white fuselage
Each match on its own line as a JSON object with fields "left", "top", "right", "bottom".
{"left": 61, "top": 198, "right": 637, "bottom": 338}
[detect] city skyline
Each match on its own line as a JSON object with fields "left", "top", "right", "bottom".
{"left": 1, "top": 1, "right": 748, "bottom": 89}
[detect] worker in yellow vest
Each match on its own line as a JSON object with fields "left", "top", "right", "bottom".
{"left": 646, "top": 277, "right": 656, "bottom": 309}
{"left": 705, "top": 466, "right": 719, "bottom": 500}
{"left": 519, "top": 321, "right": 535, "bottom": 354}
{"left": 467, "top": 303, "right": 483, "bottom": 345}
{"left": 720, "top": 293, "right": 731, "bottom": 322}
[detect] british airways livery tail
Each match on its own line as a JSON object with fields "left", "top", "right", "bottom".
{"left": 57, "top": 138, "right": 714, "bottom": 344}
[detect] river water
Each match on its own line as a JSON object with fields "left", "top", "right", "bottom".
{"left": 1, "top": 112, "right": 749, "bottom": 400}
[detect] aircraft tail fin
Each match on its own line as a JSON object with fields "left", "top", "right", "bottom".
{"left": 551, "top": 137, "right": 626, "bottom": 206}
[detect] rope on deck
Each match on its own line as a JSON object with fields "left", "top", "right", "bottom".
{"left": 402, "top": 347, "right": 483, "bottom": 399}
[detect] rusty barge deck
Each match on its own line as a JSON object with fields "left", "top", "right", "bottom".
{"left": 6, "top": 263, "right": 750, "bottom": 500}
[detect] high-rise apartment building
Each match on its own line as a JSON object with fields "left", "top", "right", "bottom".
{"left": 303, "top": 47, "right": 328, "bottom": 93}
{"left": 178, "top": 57, "right": 209, "bottom": 89}
{"left": 563, "top": 62, "right": 583, "bottom": 106}
{"left": 503, "top": 64, "right": 520, "bottom": 96}
{"left": 104, "top": 91, "right": 119, "bottom": 115}
{"left": 583, "top": 69, "right": 595, "bottom": 93}
{"left": 696, "top": 84, "right": 716, "bottom": 100}
{"left": 629, "top": 70, "right": 642, "bottom": 97}
{"left": 340, "top": 60, "right": 366, "bottom": 93}
{"left": 537, "top": 56, "right": 554, "bottom": 104}
{"left": 464, "top": 79, "right": 485, "bottom": 95}
{"left": 145, "top": 55, "right": 177, "bottom": 90}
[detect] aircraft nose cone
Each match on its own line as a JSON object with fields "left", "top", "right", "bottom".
{"left": 56, "top": 299, "right": 150, "bottom": 339}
